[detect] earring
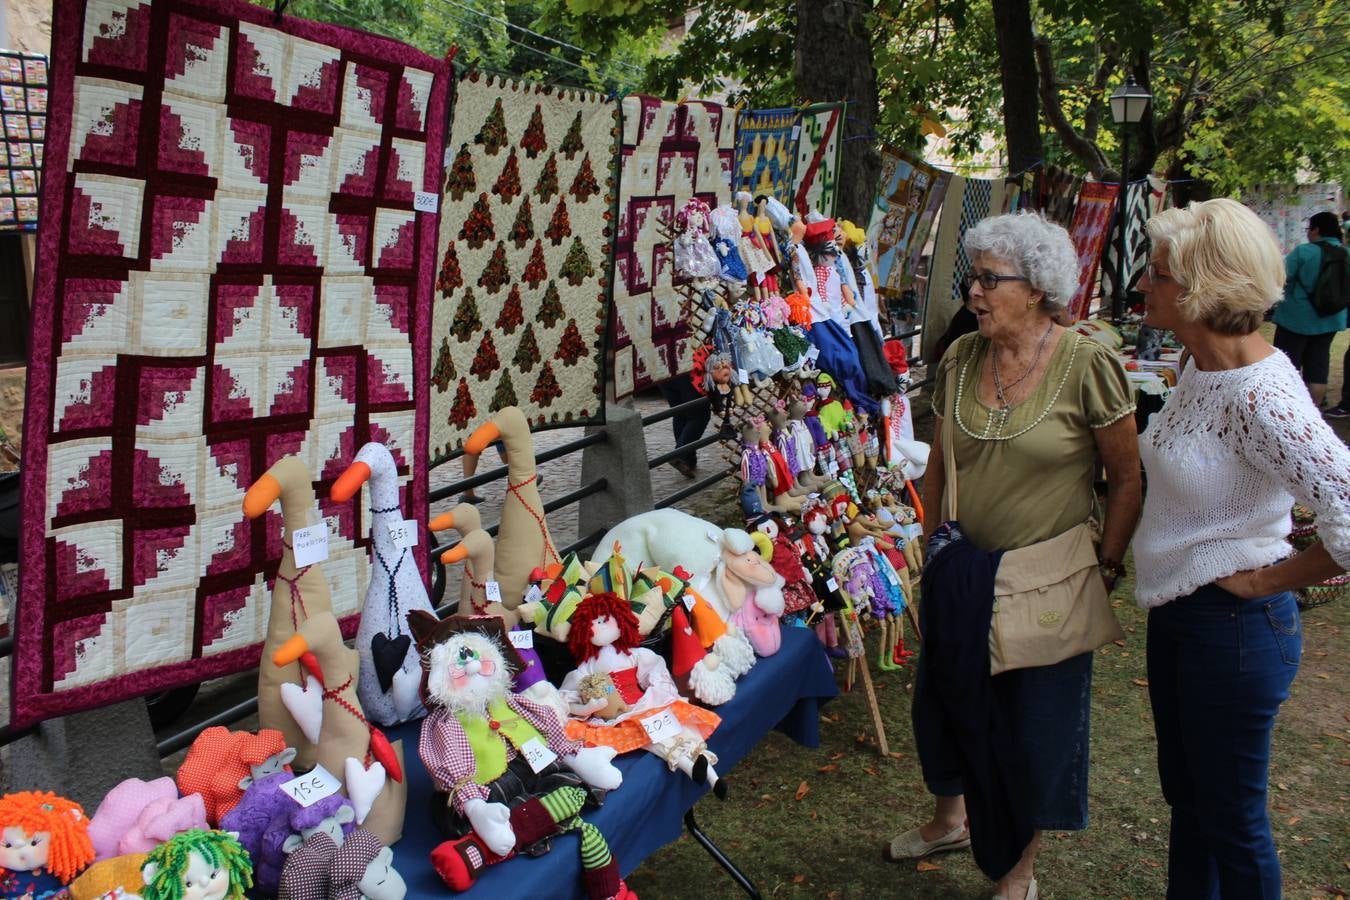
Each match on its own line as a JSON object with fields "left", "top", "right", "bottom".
{"left": 1026, "top": 299, "right": 1037, "bottom": 309}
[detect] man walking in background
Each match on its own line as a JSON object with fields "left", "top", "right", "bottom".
{"left": 1273, "top": 211, "right": 1345, "bottom": 409}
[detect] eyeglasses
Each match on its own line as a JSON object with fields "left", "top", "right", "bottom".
{"left": 964, "top": 272, "right": 1030, "bottom": 291}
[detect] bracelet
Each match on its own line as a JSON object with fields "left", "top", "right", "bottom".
{"left": 1099, "top": 558, "right": 1126, "bottom": 583}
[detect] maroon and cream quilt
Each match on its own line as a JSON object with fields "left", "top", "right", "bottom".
{"left": 12, "top": 0, "right": 447, "bottom": 726}
{"left": 611, "top": 95, "right": 733, "bottom": 398}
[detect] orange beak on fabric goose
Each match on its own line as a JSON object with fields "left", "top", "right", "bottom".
{"left": 441, "top": 544, "right": 470, "bottom": 565}
{"left": 464, "top": 421, "right": 502, "bottom": 456}
{"left": 428, "top": 512, "right": 456, "bottom": 532}
{"left": 330, "top": 461, "right": 372, "bottom": 504}
{"left": 242, "top": 473, "right": 282, "bottom": 519}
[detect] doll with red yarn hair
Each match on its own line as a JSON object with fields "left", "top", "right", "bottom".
{"left": 560, "top": 594, "right": 727, "bottom": 798}
{"left": 0, "top": 790, "right": 95, "bottom": 897}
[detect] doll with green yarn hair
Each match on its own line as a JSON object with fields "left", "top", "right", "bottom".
{"left": 140, "top": 829, "right": 252, "bottom": 900}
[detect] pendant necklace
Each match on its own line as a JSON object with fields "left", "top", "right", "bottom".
{"left": 991, "top": 321, "right": 1055, "bottom": 427}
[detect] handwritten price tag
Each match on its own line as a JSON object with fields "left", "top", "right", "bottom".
{"left": 292, "top": 521, "right": 330, "bottom": 567}
{"left": 485, "top": 581, "right": 502, "bottom": 603}
{"left": 520, "top": 738, "right": 557, "bottom": 774}
{"left": 737, "top": 368, "right": 749, "bottom": 384}
{"left": 522, "top": 585, "right": 543, "bottom": 606}
{"left": 826, "top": 577, "right": 839, "bottom": 592}
{"left": 413, "top": 191, "right": 439, "bottom": 213}
{"left": 387, "top": 519, "right": 418, "bottom": 549}
{"left": 509, "top": 629, "right": 534, "bottom": 650}
{"left": 280, "top": 764, "right": 342, "bottom": 808}
{"left": 806, "top": 345, "right": 820, "bottom": 361}
{"left": 683, "top": 594, "right": 697, "bottom": 612}
{"left": 639, "top": 709, "right": 682, "bottom": 743}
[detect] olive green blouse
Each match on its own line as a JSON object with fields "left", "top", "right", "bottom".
{"left": 932, "top": 331, "right": 1135, "bottom": 552}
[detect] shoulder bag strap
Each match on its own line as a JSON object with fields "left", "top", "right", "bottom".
{"left": 942, "top": 357, "right": 958, "bottom": 521}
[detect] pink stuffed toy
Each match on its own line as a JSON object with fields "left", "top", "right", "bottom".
{"left": 87, "top": 778, "right": 178, "bottom": 861}
{"left": 119, "top": 793, "right": 208, "bottom": 855}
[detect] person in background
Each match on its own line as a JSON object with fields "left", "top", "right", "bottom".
{"left": 1133, "top": 199, "right": 1350, "bottom": 898}
{"left": 1271, "top": 211, "right": 1345, "bottom": 408}
{"left": 888, "top": 212, "right": 1142, "bottom": 900}
{"left": 656, "top": 376, "right": 710, "bottom": 478}
{"left": 932, "top": 281, "right": 978, "bottom": 365}
{"left": 1325, "top": 211, "right": 1350, "bottom": 418}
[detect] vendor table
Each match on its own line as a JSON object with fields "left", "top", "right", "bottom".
{"left": 388, "top": 625, "right": 839, "bottom": 898}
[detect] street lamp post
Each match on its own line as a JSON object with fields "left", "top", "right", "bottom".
{"left": 1109, "top": 75, "right": 1152, "bottom": 321}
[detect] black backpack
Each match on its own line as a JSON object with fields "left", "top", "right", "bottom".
{"left": 1310, "top": 242, "right": 1349, "bottom": 316}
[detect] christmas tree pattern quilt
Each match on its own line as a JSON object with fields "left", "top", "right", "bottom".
{"left": 429, "top": 71, "right": 616, "bottom": 459}
{"left": 12, "top": 0, "right": 447, "bottom": 725}
{"left": 611, "top": 95, "right": 733, "bottom": 398}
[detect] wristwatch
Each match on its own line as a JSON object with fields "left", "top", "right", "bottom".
{"left": 1099, "top": 558, "right": 1126, "bottom": 590}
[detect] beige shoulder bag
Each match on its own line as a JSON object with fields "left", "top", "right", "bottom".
{"left": 941, "top": 357, "right": 1124, "bottom": 675}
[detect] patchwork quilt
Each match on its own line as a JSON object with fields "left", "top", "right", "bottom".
{"left": 12, "top": 0, "right": 447, "bottom": 726}
{"left": 428, "top": 71, "right": 616, "bottom": 460}
{"left": 1066, "top": 182, "right": 1120, "bottom": 320}
{"left": 790, "top": 102, "right": 842, "bottom": 218}
{"left": 732, "top": 107, "right": 798, "bottom": 205}
{"left": 611, "top": 95, "right": 733, "bottom": 398}
{"left": 0, "top": 49, "right": 46, "bottom": 230}
{"left": 866, "top": 146, "right": 947, "bottom": 297}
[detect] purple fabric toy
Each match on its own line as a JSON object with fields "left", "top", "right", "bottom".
{"left": 510, "top": 625, "right": 549, "bottom": 691}
{"left": 220, "top": 773, "right": 356, "bottom": 895}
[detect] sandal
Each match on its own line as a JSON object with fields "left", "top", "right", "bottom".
{"left": 883, "top": 823, "right": 971, "bottom": 862}
{"left": 993, "top": 878, "right": 1038, "bottom": 900}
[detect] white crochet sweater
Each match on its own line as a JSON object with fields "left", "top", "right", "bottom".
{"left": 1134, "top": 351, "right": 1350, "bottom": 608}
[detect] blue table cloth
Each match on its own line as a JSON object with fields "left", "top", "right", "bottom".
{"left": 388, "top": 625, "right": 838, "bottom": 898}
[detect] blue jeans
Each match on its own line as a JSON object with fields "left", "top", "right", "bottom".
{"left": 1147, "top": 585, "right": 1301, "bottom": 899}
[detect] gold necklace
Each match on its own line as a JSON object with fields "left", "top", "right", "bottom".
{"left": 991, "top": 321, "right": 1055, "bottom": 410}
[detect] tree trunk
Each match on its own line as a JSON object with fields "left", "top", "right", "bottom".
{"left": 794, "top": 0, "right": 879, "bottom": 224}
{"left": 991, "top": 0, "right": 1043, "bottom": 174}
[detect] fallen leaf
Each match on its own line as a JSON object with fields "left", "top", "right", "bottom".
{"left": 1287, "top": 816, "right": 1301, "bottom": 826}
{"left": 1132, "top": 678, "right": 1150, "bottom": 687}
{"left": 888, "top": 751, "right": 907, "bottom": 759}
{"left": 864, "top": 767, "right": 879, "bottom": 777}
{"left": 817, "top": 764, "right": 839, "bottom": 773}
{"left": 1140, "top": 858, "right": 1162, "bottom": 868}
{"left": 916, "top": 860, "right": 943, "bottom": 873}
{"left": 1317, "top": 673, "right": 1331, "bottom": 680}
{"left": 760, "top": 793, "right": 773, "bottom": 802}
{"left": 1277, "top": 783, "right": 1289, "bottom": 791}
{"left": 830, "top": 751, "right": 846, "bottom": 761}
{"left": 793, "top": 874, "right": 806, "bottom": 884}
{"left": 795, "top": 781, "right": 810, "bottom": 800}
{"left": 1113, "top": 639, "right": 1127, "bottom": 647}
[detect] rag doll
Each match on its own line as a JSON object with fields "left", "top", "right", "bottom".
{"left": 672, "top": 198, "right": 721, "bottom": 282}
{"left": 798, "top": 502, "right": 846, "bottom": 657}
{"left": 409, "top": 613, "right": 631, "bottom": 900}
{"left": 776, "top": 402, "right": 824, "bottom": 492}
{"left": 704, "top": 352, "right": 739, "bottom": 422}
{"left": 750, "top": 515, "right": 819, "bottom": 620}
{"left": 175, "top": 727, "right": 294, "bottom": 827}
{"left": 277, "top": 831, "right": 336, "bottom": 900}
{"left": 0, "top": 791, "right": 95, "bottom": 896}
{"left": 67, "top": 852, "right": 147, "bottom": 900}
{"left": 88, "top": 780, "right": 208, "bottom": 860}
{"left": 756, "top": 419, "right": 805, "bottom": 513}
{"left": 785, "top": 218, "right": 815, "bottom": 305}
{"left": 856, "top": 410, "right": 881, "bottom": 476}
{"left": 709, "top": 204, "right": 748, "bottom": 285}
{"left": 139, "top": 830, "right": 252, "bottom": 900}
{"left": 221, "top": 776, "right": 355, "bottom": 896}
{"left": 734, "top": 192, "right": 775, "bottom": 301}
{"left": 738, "top": 422, "right": 771, "bottom": 517}
{"left": 560, "top": 594, "right": 727, "bottom": 796}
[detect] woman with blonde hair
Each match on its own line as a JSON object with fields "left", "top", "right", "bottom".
{"left": 1135, "top": 198, "right": 1350, "bottom": 898}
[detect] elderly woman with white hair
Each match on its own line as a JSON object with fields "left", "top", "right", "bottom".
{"left": 1134, "top": 199, "right": 1350, "bottom": 898}
{"left": 886, "top": 212, "right": 1142, "bottom": 900}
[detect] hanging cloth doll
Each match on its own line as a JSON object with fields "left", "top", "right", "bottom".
{"left": 672, "top": 199, "right": 722, "bottom": 281}
{"left": 734, "top": 191, "right": 776, "bottom": 300}
{"left": 739, "top": 423, "right": 770, "bottom": 514}
{"left": 709, "top": 204, "right": 749, "bottom": 284}
{"left": 560, "top": 594, "right": 727, "bottom": 796}
{"left": 800, "top": 219, "right": 880, "bottom": 417}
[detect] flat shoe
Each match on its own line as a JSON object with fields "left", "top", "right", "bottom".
{"left": 993, "top": 878, "right": 1038, "bottom": 900}
{"left": 883, "top": 823, "right": 971, "bottom": 862}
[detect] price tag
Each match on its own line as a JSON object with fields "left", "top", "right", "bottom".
{"left": 683, "top": 594, "right": 697, "bottom": 612}
{"left": 387, "top": 519, "right": 418, "bottom": 549}
{"left": 826, "top": 577, "right": 839, "bottom": 592}
{"left": 828, "top": 461, "right": 839, "bottom": 476}
{"left": 414, "top": 191, "right": 439, "bottom": 213}
{"left": 791, "top": 125, "right": 801, "bottom": 141}
{"left": 279, "top": 764, "right": 342, "bottom": 808}
{"left": 884, "top": 565, "right": 899, "bottom": 586}
{"left": 522, "top": 584, "right": 543, "bottom": 606}
{"left": 737, "top": 368, "right": 749, "bottom": 383}
{"left": 509, "top": 629, "right": 534, "bottom": 649}
{"left": 639, "top": 709, "right": 683, "bottom": 743}
{"left": 520, "top": 738, "right": 558, "bottom": 773}
{"left": 292, "top": 520, "right": 330, "bottom": 567}
{"left": 806, "top": 345, "right": 820, "bottom": 361}
{"left": 485, "top": 581, "right": 502, "bottom": 603}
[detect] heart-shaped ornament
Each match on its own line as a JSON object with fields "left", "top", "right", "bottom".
{"left": 280, "top": 675, "right": 324, "bottom": 744}
{"left": 344, "top": 757, "right": 387, "bottom": 824}
{"left": 370, "top": 633, "right": 412, "bottom": 693}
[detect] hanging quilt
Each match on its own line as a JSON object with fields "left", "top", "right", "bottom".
{"left": 1245, "top": 183, "right": 1342, "bottom": 255}
{"left": 0, "top": 49, "right": 46, "bottom": 230}
{"left": 950, "top": 176, "right": 997, "bottom": 307}
{"left": 1066, "top": 182, "right": 1120, "bottom": 320}
{"left": 921, "top": 175, "right": 966, "bottom": 362}
{"left": 866, "top": 146, "right": 947, "bottom": 299}
{"left": 428, "top": 72, "right": 616, "bottom": 460}
{"left": 611, "top": 95, "right": 733, "bottom": 398}
{"left": 791, "top": 101, "right": 843, "bottom": 218}
{"left": 732, "top": 107, "right": 798, "bottom": 205}
{"left": 1100, "top": 175, "right": 1167, "bottom": 300}
{"left": 12, "top": 0, "right": 447, "bottom": 727}
{"left": 1037, "top": 163, "right": 1082, "bottom": 228}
